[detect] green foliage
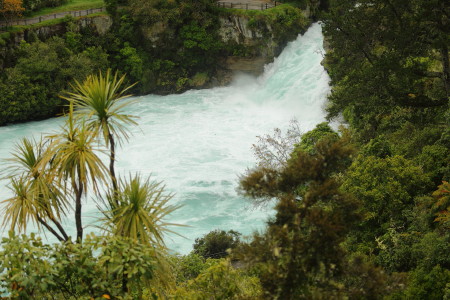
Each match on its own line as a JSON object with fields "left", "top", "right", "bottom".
{"left": 0, "top": 36, "right": 109, "bottom": 125}
{"left": 64, "top": 30, "right": 82, "bottom": 52}
{"left": 361, "top": 135, "right": 393, "bottom": 158}
{"left": 180, "top": 21, "right": 219, "bottom": 52}
{"left": 189, "top": 72, "right": 208, "bottom": 87}
{"left": 172, "top": 253, "right": 208, "bottom": 283}
{"left": 45, "top": 108, "right": 109, "bottom": 242}
{"left": 193, "top": 229, "right": 241, "bottom": 259}
{"left": 237, "top": 128, "right": 366, "bottom": 298}
{"left": 323, "top": 0, "right": 450, "bottom": 285}
{"left": 323, "top": 0, "right": 448, "bottom": 139}
{"left": 104, "top": 0, "right": 118, "bottom": 16}
{"left": 23, "top": 0, "right": 103, "bottom": 17}
{"left": 417, "top": 145, "right": 450, "bottom": 183}
{"left": 172, "top": 259, "right": 262, "bottom": 299}
{"left": 238, "top": 120, "right": 302, "bottom": 203}
{"left": 231, "top": 4, "right": 308, "bottom": 44}
{"left": 115, "top": 42, "right": 144, "bottom": 80}
{"left": 100, "top": 174, "right": 180, "bottom": 246}
{"left": 1, "top": 137, "right": 69, "bottom": 240}
{"left": 343, "top": 155, "right": 432, "bottom": 243}
{"left": 343, "top": 253, "right": 406, "bottom": 299}
{"left": 377, "top": 230, "right": 450, "bottom": 273}
{"left": 61, "top": 68, "right": 137, "bottom": 147}
{"left": 22, "top": 0, "right": 69, "bottom": 14}
{"left": 295, "top": 122, "right": 338, "bottom": 154}
{"left": 0, "top": 232, "right": 156, "bottom": 299}
{"left": 390, "top": 265, "right": 450, "bottom": 300}
{"left": 433, "top": 181, "right": 450, "bottom": 228}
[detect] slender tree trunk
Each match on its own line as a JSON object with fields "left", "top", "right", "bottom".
{"left": 37, "top": 214, "right": 64, "bottom": 242}
{"left": 49, "top": 215, "right": 69, "bottom": 241}
{"left": 108, "top": 133, "right": 117, "bottom": 188}
{"left": 108, "top": 132, "right": 119, "bottom": 205}
{"left": 75, "top": 174, "right": 84, "bottom": 243}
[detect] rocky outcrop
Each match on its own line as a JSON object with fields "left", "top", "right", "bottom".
{"left": 219, "top": 15, "right": 279, "bottom": 57}
{"left": 219, "top": 15, "right": 263, "bottom": 44}
{"left": 1, "top": 15, "right": 112, "bottom": 48}
{"left": 223, "top": 56, "right": 271, "bottom": 75}
{"left": 216, "top": 13, "right": 302, "bottom": 85}
{"left": 141, "top": 21, "right": 168, "bottom": 44}
{"left": 80, "top": 15, "right": 113, "bottom": 35}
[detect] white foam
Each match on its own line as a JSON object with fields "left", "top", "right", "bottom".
{"left": 0, "top": 23, "right": 330, "bottom": 254}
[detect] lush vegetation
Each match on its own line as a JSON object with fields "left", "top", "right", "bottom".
{"left": 0, "top": 0, "right": 103, "bottom": 17}
{"left": 0, "top": 0, "right": 448, "bottom": 298}
{"left": 0, "top": 70, "right": 183, "bottom": 298}
{"left": 0, "top": 0, "right": 308, "bottom": 125}
{"left": 193, "top": 229, "right": 242, "bottom": 259}
{"left": 228, "top": 0, "right": 449, "bottom": 298}
{"left": 22, "top": 0, "right": 69, "bottom": 15}
{"left": 24, "top": 0, "right": 104, "bottom": 17}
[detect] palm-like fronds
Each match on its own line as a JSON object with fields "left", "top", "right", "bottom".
{"left": 61, "top": 69, "right": 138, "bottom": 194}
{"left": 46, "top": 115, "right": 108, "bottom": 195}
{"left": 43, "top": 106, "right": 109, "bottom": 242}
{"left": 61, "top": 69, "right": 138, "bottom": 146}
{"left": 100, "top": 174, "right": 182, "bottom": 247}
{"left": 7, "top": 137, "right": 41, "bottom": 177}
{"left": 1, "top": 177, "right": 37, "bottom": 232}
{"left": 1, "top": 138, "right": 69, "bottom": 237}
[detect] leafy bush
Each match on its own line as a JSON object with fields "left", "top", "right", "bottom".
{"left": 0, "top": 232, "right": 156, "bottom": 299}
{"left": 172, "top": 259, "right": 262, "bottom": 299}
{"left": 343, "top": 155, "right": 432, "bottom": 243}
{"left": 0, "top": 36, "right": 108, "bottom": 125}
{"left": 193, "top": 229, "right": 241, "bottom": 259}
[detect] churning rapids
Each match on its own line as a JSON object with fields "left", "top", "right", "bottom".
{"left": 0, "top": 23, "right": 329, "bottom": 254}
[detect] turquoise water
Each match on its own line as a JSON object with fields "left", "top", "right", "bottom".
{"left": 0, "top": 23, "right": 329, "bottom": 254}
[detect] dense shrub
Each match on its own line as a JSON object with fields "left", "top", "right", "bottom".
{"left": 0, "top": 35, "right": 108, "bottom": 125}
{"left": 193, "top": 229, "right": 241, "bottom": 259}
{"left": 0, "top": 232, "right": 156, "bottom": 299}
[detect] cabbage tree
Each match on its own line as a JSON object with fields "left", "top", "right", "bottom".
{"left": 61, "top": 69, "right": 137, "bottom": 196}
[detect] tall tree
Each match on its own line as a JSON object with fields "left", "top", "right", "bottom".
{"left": 237, "top": 126, "right": 362, "bottom": 298}
{"left": 61, "top": 69, "right": 137, "bottom": 198}
{"left": 323, "top": 0, "right": 449, "bottom": 138}
{"left": 0, "top": 0, "right": 25, "bottom": 28}
{"left": 44, "top": 105, "right": 108, "bottom": 242}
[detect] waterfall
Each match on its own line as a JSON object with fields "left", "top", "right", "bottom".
{"left": 0, "top": 23, "right": 329, "bottom": 254}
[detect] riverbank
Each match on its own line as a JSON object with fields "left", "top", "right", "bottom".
{"left": 0, "top": 1, "right": 312, "bottom": 125}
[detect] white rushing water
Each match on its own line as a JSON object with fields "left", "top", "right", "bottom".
{"left": 0, "top": 23, "right": 329, "bottom": 254}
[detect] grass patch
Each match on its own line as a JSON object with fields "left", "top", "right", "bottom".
{"left": 0, "top": 12, "right": 108, "bottom": 38}
{"left": 27, "top": 0, "right": 104, "bottom": 18}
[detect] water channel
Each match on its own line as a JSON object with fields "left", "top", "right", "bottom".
{"left": 0, "top": 23, "right": 329, "bottom": 254}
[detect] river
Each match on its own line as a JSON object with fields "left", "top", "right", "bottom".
{"left": 0, "top": 23, "right": 329, "bottom": 254}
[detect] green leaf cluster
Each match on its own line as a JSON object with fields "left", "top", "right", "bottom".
{"left": 0, "top": 34, "right": 109, "bottom": 125}
{"left": 193, "top": 229, "right": 241, "bottom": 259}
{"left": 0, "top": 232, "right": 156, "bottom": 299}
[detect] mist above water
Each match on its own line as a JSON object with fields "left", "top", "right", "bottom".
{"left": 0, "top": 23, "right": 329, "bottom": 254}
